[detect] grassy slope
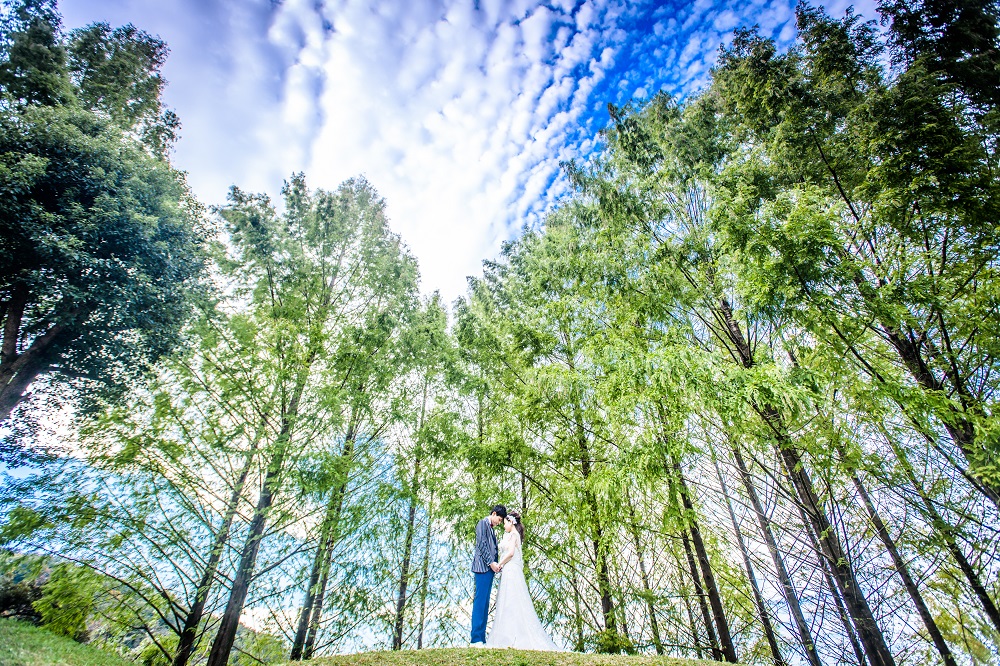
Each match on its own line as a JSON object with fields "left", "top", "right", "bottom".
{"left": 0, "top": 618, "right": 134, "bottom": 666}
{"left": 0, "top": 618, "right": 723, "bottom": 666}
{"left": 299, "top": 647, "right": 719, "bottom": 666}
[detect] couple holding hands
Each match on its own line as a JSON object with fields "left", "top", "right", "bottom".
{"left": 470, "top": 504, "right": 560, "bottom": 651}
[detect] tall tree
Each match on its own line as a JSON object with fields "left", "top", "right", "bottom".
{"left": 713, "top": 2, "right": 1000, "bottom": 506}
{"left": 458, "top": 221, "right": 627, "bottom": 651}
{"left": 578, "top": 90, "right": 897, "bottom": 665}
{"left": 205, "top": 175, "right": 418, "bottom": 666}
{"left": 710, "top": 448, "right": 787, "bottom": 666}
{"left": 290, "top": 280, "right": 417, "bottom": 659}
{"left": 390, "top": 295, "right": 454, "bottom": 650}
{"left": 0, "top": 1, "right": 205, "bottom": 429}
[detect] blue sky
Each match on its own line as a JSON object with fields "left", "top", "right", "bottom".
{"left": 59, "top": 0, "right": 878, "bottom": 304}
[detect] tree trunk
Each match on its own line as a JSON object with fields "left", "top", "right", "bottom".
{"left": 289, "top": 499, "right": 338, "bottom": 660}
{"left": 172, "top": 440, "right": 258, "bottom": 666}
{"left": 710, "top": 296, "right": 894, "bottom": 666}
{"left": 792, "top": 494, "right": 869, "bottom": 666}
{"left": 680, "top": 570, "right": 705, "bottom": 661}
{"left": 1, "top": 281, "right": 28, "bottom": 368}
{"left": 776, "top": 437, "right": 893, "bottom": 666}
{"left": 0, "top": 345, "right": 50, "bottom": 423}
{"left": 880, "top": 325, "right": 1000, "bottom": 508}
{"left": 393, "top": 376, "right": 429, "bottom": 651}
{"left": 290, "top": 419, "right": 358, "bottom": 661}
{"left": 731, "top": 446, "right": 823, "bottom": 666}
{"left": 674, "top": 458, "right": 738, "bottom": 663}
{"left": 571, "top": 397, "right": 616, "bottom": 641}
{"left": 681, "top": 527, "right": 721, "bottom": 661}
{"left": 889, "top": 439, "right": 1000, "bottom": 634}
{"left": 0, "top": 300, "right": 90, "bottom": 422}
{"left": 822, "top": 254, "right": 1000, "bottom": 509}
{"left": 302, "top": 468, "right": 352, "bottom": 660}
{"left": 302, "top": 538, "right": 334, "bottom": 659}
{"left": 205, "top": 371, "right": 308, "bottom": 666}
{"left": 416, "top": 499, "right": 433, "bottom": 649}
{"left": 571, "top": 574, "right": 585, "bottom": 652}
{"left": 392, "top": 466, "right": 419, "bottom": 650}
{"left": 592, "top": 523, "right": 616, "bottom": 641}
{"left": 848, "top": 470, "right": 957, "bottom": 666}
{"left": 711, "top": 450, "right": 786, "bottom": 666}
{"left": 615, "top": 588, "right": 634, "bottom": 653}
{"left": 204, "top": 455, "right": 281, "bottom": 666}
{"left": 671, "top": 465, "right": 721, "bottom": 663}
{"left": 625, "top": 493, "right": 663, "bottom": 655}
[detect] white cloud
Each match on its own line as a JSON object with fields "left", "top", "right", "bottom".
{"left": 58, "top": 0, "right": 884, "bottom": 305}
{"left": 294, "top": 0, "right": 627, "bottom": 301}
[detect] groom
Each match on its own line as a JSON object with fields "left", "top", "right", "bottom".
{"left": 470, "top": 504, "right": 506, "bottom": 646}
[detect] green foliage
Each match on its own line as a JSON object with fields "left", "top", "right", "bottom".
{"left": 881, "top": 0, "right": 1000, "bottom": 109}
{"left": 0, "top": 0, "right": 73, "bottom": 105}
{"left": 593, "top": 629, "right": 636, "bottom": 655}
{"left": 454, "top": 2, "right": 1000, "bottom": 663}
{"left": 137, "top": 633, "right": 179, "bottom": 666}
{"left": 67, "top": 22, "right": 179, "bottom": 152}
{"left": 711, "top": 0, "right": 1000, "bottom": 490}
{"left": 32, "top": 563, "right": 99, "bottom": 640}
{"left": 233, "top": 631, "right": 285, "bottom": 665}
{"left": 0, "top": 0, "right": 207, "bottom": 431}
{"left": 0, "top": 103, "right": 205, "bottom": 365}
{"left": 0, "top": 556, "right": 43, "bottom": 624}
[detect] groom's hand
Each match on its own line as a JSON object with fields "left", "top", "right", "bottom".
{"left": 490, "top": 563, "right": 501, "bottom": 573}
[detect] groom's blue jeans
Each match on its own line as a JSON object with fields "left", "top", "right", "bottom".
{"left": 471, "top": 571, "right": 494, "bottom": 643}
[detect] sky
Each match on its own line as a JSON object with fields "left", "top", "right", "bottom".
{"left": 58, "top": 0, "right": 878, "bottom": 305}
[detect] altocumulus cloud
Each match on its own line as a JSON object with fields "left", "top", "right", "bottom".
{"left": 59, "top": 0, "right": 878, "bottom": 303}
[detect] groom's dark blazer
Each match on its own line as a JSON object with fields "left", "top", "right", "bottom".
{"left": 471, "top": 517, "right": 498, "bottom": 573}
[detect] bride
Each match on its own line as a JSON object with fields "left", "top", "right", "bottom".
{"left": 486, "top": 512, "right": 561, "bottom": 651}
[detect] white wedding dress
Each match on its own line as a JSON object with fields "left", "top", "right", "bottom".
{"left": 486, "top": 530, "right": 561, "bottom": 651}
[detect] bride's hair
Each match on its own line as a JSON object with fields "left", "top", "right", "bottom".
{"left": 507, "top": 511, "right": 525, "bottom": 542}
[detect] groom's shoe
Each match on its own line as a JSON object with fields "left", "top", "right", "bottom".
{"left": 470, "top": 642, "right": 486, "bottom": 648}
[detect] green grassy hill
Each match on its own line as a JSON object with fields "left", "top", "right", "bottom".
{"left": 0, "top": 619, "right": 721, "bottom": 666}
{"left": 297, "top": 647, "right": 719, "bottom": 666}
{"left": 0, "top": 618, "right": 133, "bottom": 666}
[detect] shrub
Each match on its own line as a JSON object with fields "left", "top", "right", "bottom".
{"left": 32, "top": 563, "right": 99, "bottom": 640}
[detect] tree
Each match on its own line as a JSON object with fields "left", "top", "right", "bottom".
{"left": 3, "top": 1, "right": 996, "bottom": 662}
{"left": 575, "top": 90, "right": 898, "bottom": 664}
{"left": 205, "top": 175, "right": 418, "bottom": 666}
{"left": 288, "top": 286, "right": 419, "bottom": 660}
{"left": 390, "top": 294, "right": 455, "bottom": 651}
{"left": 713, "top": 2, "right": 1000, "bottom": 504}
{"left": 459, "top": 223, "right": 626, "bottom": 651}
{"left": 67, "top": 21, "right": 180, "bottom": 153}
{"left": 0, "top": 0, "right": 206, "bottom": 429}
{"left": 0, "top": 0, "right": 73, "bottom": 105}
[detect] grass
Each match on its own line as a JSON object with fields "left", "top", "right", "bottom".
{"left": 0, "top": 618, "right": 134, "bottom": 666}
{"left": 0, "top": 618, "right": 723, "bottom": 666}
{"left": 297, "top": 647, "right": 720, "bottom": 666}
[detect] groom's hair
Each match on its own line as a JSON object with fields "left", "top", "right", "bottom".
{"left": 491, "top": 505, "right": 507, "bottom": 519}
